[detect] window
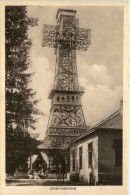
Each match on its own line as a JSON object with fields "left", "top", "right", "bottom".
{"left": 76, "top": 96, "right": 78, "bottom": 99}
{"left": 113, "top": 139, "right": 122, "bottom": 167}
{"left": 88, "top": 142, "right": 93, "bottom": 167}
{"left": 79, "top": 147, "right": 82, "bottom": 169}
{"left": 72, "top": 149, "right": 76, "bottom": 171}
{"left": 62, "top": 96, "right": 65, "bottom": 102}
{"left": 57, "top": 96, "right": 60, "bottom": 102}
{"left": 72, "top": 96, "right": 75, "bottom": 101}
{"left": 67, "top": 95, "right": 70, "bottom": 102}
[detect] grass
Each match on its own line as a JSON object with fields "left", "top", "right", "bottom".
{"left": 6, "top": 179, "right": 88, "bottom": 186}
{"left": 43, "top": 180, "right": 87, "bottom": 186}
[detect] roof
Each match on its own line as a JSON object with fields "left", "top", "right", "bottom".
{"left": 93, "top": 110, "right": 122, "bottom": 130}
{"left": 56, "top": 9, "right": 77, "bottom": 19}
{"left": 37, "top": 139, "right": 52, "bottom": 150}
{"left": 69, "top": 109, "right": 122, "bottom": 145}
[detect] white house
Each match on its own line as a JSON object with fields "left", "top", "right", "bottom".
{"left": 69, "top": 101, "right": 123, "bottom": 185}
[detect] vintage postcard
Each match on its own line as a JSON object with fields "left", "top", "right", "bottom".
{"left": 0, "top": 1, "right": 129, "bottom": 194}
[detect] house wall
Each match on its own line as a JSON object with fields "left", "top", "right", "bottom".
{"left": 98, "top": 129, "right": 122, "bottom": 184}
{"left": 70, "top": 133, "right": 98, "bottom": 183}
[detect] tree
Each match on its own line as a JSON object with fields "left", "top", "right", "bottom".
{"left": 49, "top": 138, "right": 70, "bottom": 181}
{"left": 5, "top": 6, "right": 41, "bottom": 175}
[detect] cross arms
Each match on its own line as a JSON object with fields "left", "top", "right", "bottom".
{"left": 42, "top": 24, "right": 91, "bottom": 51}
{"left": 77, "top": 28, "right": 91, "bottom": 51}
{"left": 42, "top": 24, "right": 57, "bottom": 48}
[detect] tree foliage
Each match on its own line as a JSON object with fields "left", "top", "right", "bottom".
{"left": 49, "top": 138, "right": 70, "bottom": 176}
{"left": 5, "top": 6, "right": 41, "bottom": 174}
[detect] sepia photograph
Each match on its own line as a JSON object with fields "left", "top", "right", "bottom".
{"left": 0, "top": 1, "right": 129, "bottom": 194}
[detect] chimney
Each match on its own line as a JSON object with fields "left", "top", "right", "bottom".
{"left": 120, "top": 100, "right": 123, "bottom": 115}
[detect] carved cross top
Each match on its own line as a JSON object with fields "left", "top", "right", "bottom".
{"left": 42, "top": 10, "right": 91, "bottom": 51}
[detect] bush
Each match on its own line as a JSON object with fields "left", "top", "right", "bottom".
{"left": 70, "top": 173, "right": 79, "bottom": 182}
{"left": 79, "top": 175, "right": 88, "bottom": 184}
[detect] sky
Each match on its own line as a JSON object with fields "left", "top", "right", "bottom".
{"left": 27, "top": 6, "right": 123, "bottom": 140}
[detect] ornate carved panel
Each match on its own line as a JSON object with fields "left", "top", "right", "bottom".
{"left": 55, "top": 49, "right": 79, "bottom": 91}
{"left": 49, "top": 105, "right": 86, "bottom": 128}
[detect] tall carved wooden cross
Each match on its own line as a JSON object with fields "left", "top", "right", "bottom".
{"left": 42, "top": 9, "right": 91, "bottom": 148}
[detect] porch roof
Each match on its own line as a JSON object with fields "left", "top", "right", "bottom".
{"left": 37, "top": 139, "right": 52, "bottom": 150}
